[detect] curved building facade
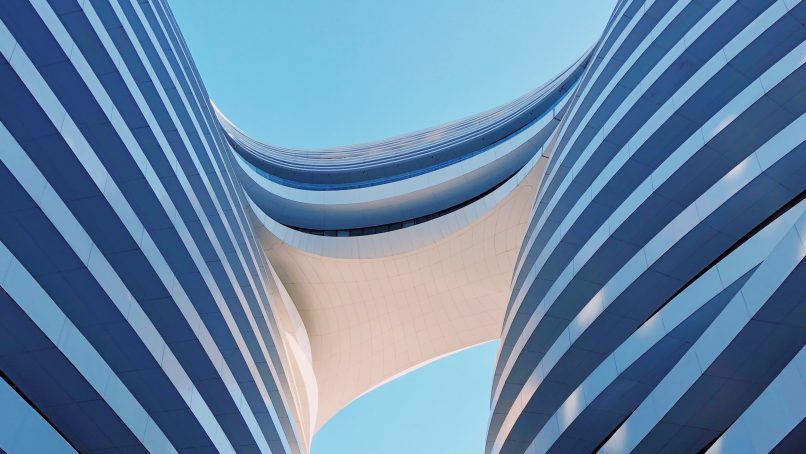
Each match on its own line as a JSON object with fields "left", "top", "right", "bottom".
{"left": 489, "top": 0, "right": 806, "bottom": 453}
{"left": 0, "top": 0, "right": 804, "bottom": 453}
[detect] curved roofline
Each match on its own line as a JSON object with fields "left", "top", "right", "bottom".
{"left": 215, "top": 49, "right": 592, "bottom": 189}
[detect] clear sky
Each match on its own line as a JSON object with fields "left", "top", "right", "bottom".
{"left": 312, "top": 341, "right": 498, "bottom": 454}
{"left": 169, "top": 1, "right": 616, "bottom": 452}
{"left": 170, "top": 0, "right": 617, "bottom": 148}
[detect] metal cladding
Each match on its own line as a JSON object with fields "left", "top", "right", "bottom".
{"left": 218, "top": 55, "right": 588, "bottom": 191}
{"left": 0, "top": 1, "right": 306, "bottom": 452}
{"left": 489, "top": 0, "right": 806, "bottom": 453}
{"left": 0, "top": 1, "right": 804, "bottom": 454}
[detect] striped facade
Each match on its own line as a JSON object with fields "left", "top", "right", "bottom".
{"left": 0, "top": 0, "right": 305, "bottom": 452}
{"left": 0, "top": 1, "right": 804, "bottom": 454}
{"left": 490, "top": 0, "right": 806, "bottom": 453}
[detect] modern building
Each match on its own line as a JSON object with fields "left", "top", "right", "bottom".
{"left": 0, "top": 0, "right": 803, "bottom": 453}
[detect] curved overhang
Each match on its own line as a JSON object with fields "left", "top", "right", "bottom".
{"left": 216, "top": 52, "right": 589, "bottom": 231}
{"left": 249, "top": 145, "right": 549, "bottom": 430}
{"left": 216, "top": 50, "right": 589, "bottom": 439}
{"left": 228, "top": 97, "right": 566, "bottom": 231}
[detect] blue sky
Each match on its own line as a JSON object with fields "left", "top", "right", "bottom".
{"left": 169, "top": 1, "right": 616, "bottom": 452}
{"left": 171, "top": 0, "right": 616, "bottom": 148}
{"left": 312, "top": 342, "right": 498, "bottom": 454}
